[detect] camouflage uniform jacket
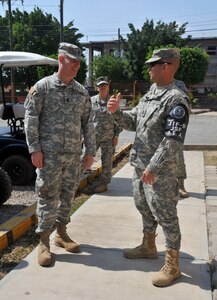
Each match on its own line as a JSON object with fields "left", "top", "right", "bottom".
{"left": 173, "top": 79, "right": 188, "bottom": 95}
{"left": 112, "top": 83, "right": 190, "bottom": 175}
{"left": 91, "top": 94, "right": 122, "bottom": 142}
{"left": 24, "top": 73, "right": 96, "bottom": 156}
{"left": 150, "top": 79, "right": 188, "bottom": 96}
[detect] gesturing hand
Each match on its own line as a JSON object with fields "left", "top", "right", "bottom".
{"left": 107, "top": 92, "right": 121, "bottom": 113}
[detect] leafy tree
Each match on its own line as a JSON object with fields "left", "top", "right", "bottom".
{"left": 0, "top": 0, "right": 23, "bottom": 50}
{"left": 176, "top": 47, "right": 209, "bottom": 87}
{"left": 0, "top": 7, "right": 87, "bottom": 86}
{"left": 92, "top": 54, "right": 128, "bottom": 82}
{"left": 122, "top": 20, "right": 188, "bottom": 80}
{"left": 0, "top": 7, "right": 83, "bottom": 54}
{"left": 77, "top": 58, "right": 88, "bottom": 84}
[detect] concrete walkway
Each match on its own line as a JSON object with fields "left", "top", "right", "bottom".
{"left": 0, "top": 151, "right": 212, "bottom": 300}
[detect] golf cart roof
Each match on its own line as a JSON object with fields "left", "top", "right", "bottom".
{"left": 0, "top": 51, "right": 58, "bottom": 67}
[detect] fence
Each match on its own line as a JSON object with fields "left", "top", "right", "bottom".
{"left": 109, "top": 80, "right": 149, "bottom": 104}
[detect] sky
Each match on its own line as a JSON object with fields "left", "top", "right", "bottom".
{"left": 1, "top": 0, "right": 217, "bottom": 42}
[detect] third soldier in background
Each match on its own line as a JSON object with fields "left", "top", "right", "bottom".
{"left": 91, "top": 76, "right": 122, "bottom": 193}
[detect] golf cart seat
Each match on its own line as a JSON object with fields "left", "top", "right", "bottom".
{"left": 0, "top": 103, "right": 14, "bottom": 120}
{"left": 0, "top": 103, "right": 25, "bottom": 134}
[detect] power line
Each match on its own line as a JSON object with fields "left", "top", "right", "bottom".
{"left": 186, "top": 28, "right": 217, "bottom": 33}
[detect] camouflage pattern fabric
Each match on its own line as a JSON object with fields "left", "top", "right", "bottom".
{"left": 176, "top": 145, "right": 187, "bottom": 179}
{"left": 91, "top": 94, "right": 122, "bottom": 184}
{"left": 35, "top": 152, "right": 81, "bottom": 232}
{"left": 24, "top": 73, "right": 96, "bottom": 233}
{"left": 132, "top": 167, "right": 181, "bottom": 249}
{"left": 150, "top": 80, "right": 189, "bottom": 180}
{"left": 25, "top": 73, "right": 95, "bottom": 156}
{"left": 173, "top": 79, "right": 189, "bottom": 179}
{"left": 173, "top": 79, "right": 188, "bottom": 95}
{"left": 112, "top": 83, "right": 190, "bottom": 249}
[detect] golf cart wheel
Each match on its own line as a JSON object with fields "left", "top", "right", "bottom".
{"left": 0, "top": 168, "right": 12, "bottom": 205}
{"left": 2, "top": 155, "right": 35, "bottom": 186}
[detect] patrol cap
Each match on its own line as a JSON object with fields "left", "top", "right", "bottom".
{"left": 95, "top": 76, "right": 109, "bottom": 86}
{"left": 145, "top": 48, "right": 180, "bottom": 64}
{"left": 58, "top": 42, "right": 82, "bottom": 61}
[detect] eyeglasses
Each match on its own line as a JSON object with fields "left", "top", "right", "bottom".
{"left": 147, "top": 61, "right": 172, "bottom": 69}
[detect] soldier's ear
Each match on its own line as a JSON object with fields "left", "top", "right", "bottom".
{"left": 58, "top": 54, "right": 64, "bottom": 63}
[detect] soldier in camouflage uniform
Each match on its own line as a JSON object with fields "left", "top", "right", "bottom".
{"left": 91, "top": 76, "right": 122, "bottom": 193}
{"left": 107, "top": 48, "right": 190, "bottom": 287}
{"left": 24, "top": 43, "right": 96, "bottom": 267}
{"left": 150, "top": 79, "right": 190, "bottom": 198}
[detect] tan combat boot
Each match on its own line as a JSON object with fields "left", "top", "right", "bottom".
{"left": 178, "top": 178, "right": 189, "bottom": 198}
{"left": 55, "top": 223, "right": 80, "bottom": 253}
{"left": 38, "top": 230, "right": 52, "bottom": 267}
{"left": 94, "top": 184, "right": 108, "bottom": 193}
{"left": 152, "top": 248, "right": 182, "bottom": 287}
{"left": 123, "top": 232, "right": 158, "bottom": 259}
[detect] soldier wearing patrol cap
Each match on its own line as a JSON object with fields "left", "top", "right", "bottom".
{"left": 90, "top": 76, "right": 122, "bottom": 193}
{"left": 107, "top": 48, "right": 190, "bottom": 287}
{"left": 24, "top": 42, "right": 96, "bottom": 267}
{"left": 150, "top": 78, "right": 190, "bottom": 199}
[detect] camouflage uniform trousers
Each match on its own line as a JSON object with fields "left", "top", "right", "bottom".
{"left": 132, "top": 167, "right": 181, "bottom": 250}
{"left": 177, "top": 147, "right": 187, "bottom": 179}
{"left": 35, "top": 151, "right": 81, "bottom": 233}
{"left": 96, "top": 138, "right": 114, "bottom": 185}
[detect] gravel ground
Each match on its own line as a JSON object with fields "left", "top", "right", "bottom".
{"left": 0, "top": 147, "right": 105, "bottom": 225}
{"left": 0, "top": 185, "right": 36, "bottom": 225}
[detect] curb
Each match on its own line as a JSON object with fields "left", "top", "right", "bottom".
{"left": 191, "top": 109, "right": 212, "bottom": 114}
{"left": 184, "top": 145, "right": 217, "bottom": 150}
{"left": 205, "top": 166, "right": 217, "bottom": 297}
{"left": 0, "top": 143, "right": 132, "bottom": 251}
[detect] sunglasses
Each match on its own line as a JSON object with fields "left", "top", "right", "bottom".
{"left": 147, "top": 61, "right": 172, "bottom": 69}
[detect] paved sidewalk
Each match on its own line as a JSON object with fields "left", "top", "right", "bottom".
{"left": 0, "top": 151, "right": 212, "bottom": 299}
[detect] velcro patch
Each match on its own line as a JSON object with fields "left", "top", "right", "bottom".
{"left": 169, "top": 105, "right": 186, "bottom": 119}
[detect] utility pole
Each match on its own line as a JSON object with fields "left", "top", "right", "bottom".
{"left": 118, "top": 28, "right": 121, "bottom": 57}
{"left": 7, "top": 0, "right": 15, "bottom": 102}
{"left": 8, "top": 0, "right": 13, "bottom": 50}
{"left": 60, "top": 0, "right": 64, "bottom": 42}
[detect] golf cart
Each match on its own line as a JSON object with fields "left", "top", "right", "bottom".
{"left": 0, "top": 51, "right": 58, "bottom": 185}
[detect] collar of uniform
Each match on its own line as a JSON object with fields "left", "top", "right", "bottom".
{"left": 156, "top": 83, "right": 173, "bottom": 91}
{"left": 53, "top": 72, "right": 75, "bottom": 87}
{"left": 97, "top": 94, "right": 109, "bottom": 103}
